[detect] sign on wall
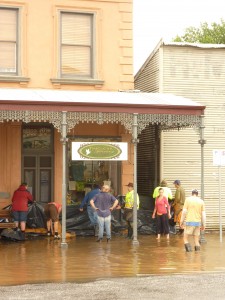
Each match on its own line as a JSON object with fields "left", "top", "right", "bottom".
{"left": 213, "top": 149, "right": 225, "bottom": 166}
{"left": 72, "top": 142, "right": 128, "bottom": 161}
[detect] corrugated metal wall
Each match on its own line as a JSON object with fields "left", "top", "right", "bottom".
{"left": 161, "top": 45, "right": 225, "bottom": 230}
{"left": 134, "top": 50, "right": 160, "bottom": 92}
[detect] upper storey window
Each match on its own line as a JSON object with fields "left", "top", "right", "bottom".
{"left": 0, "top": 8, "right": 18, "bottom": 75}
{"left": 60, "top": 12, "right": 93, "bottom": 79}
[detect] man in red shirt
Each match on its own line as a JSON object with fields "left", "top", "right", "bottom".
{"left": 44, "top": 202, "right": 62, "bottom": 239}
{"left": 12, "top": 182, "right": 33, "bottom": 237}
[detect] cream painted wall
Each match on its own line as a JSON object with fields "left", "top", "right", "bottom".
{"left": 0, "top": 0, "right": 133, "bottom": 91}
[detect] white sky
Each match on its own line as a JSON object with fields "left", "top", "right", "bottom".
{"left": 133, "top": 0, "right": 225, "bottom": 74}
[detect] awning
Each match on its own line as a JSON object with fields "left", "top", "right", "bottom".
{"left": 0, "top": 88, "right": 205, "bottom": 134}
{"left": 0, "top": 88, "right": 205, "bottom": 115}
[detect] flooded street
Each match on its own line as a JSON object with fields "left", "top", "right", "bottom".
{"left": 0, "top": 233, "right": 225, "bottom": 286}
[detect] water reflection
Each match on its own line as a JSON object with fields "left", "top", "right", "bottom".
{"left": 0, "top": 234, "right": 225, "bottom": 285}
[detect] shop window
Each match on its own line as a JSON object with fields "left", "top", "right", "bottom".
{"left": 60, "top": 12, "right": 94, "bottom": 78}
{"left": 0, "top": 8, "right": 18, "bottom": 75}
{"left": 67, "top": 137, "right": 121, "bottom": 205}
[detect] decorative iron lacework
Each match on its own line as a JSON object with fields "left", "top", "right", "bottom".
{"left": 0, "top": 110, "right": 63, "bottom": 132}
{"left": 0, "top": 110, "right": 201, "bottom": 135}
{"left": 67, "top": 112, "right": 133, "bottom": 133}
{"left": 137, "top": 114, "right": 201, "bottom": 134}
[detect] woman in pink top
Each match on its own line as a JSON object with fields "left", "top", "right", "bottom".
{"left": 152, "top": 188, "right": 171, "bottom": 240}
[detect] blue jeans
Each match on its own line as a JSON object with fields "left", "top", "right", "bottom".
{"left": 87, "top": 206, "right": 98, "bottom": 226}
{"left": 97, "top": 215, "right": 111, "bottom": 239}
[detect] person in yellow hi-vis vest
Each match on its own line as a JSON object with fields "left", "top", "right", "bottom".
{"left": 123, "top": 182, "right": 139, "bottom": 239}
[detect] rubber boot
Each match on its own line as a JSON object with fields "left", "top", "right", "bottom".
{"left": 195, "top": 246, "right": 201, "bottom": 251}
{"left": 128, "top": 228, "right": 133, "bottom": 239}
{"left": 184, "top": 243, "right": 192, "bottom": 252}
{"left": 126, "top": 227, "right": 131, "bottom": 239}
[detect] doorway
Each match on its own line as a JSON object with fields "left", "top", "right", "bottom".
{"left": 22, "top": 124, "right": 54, "bottom": 203}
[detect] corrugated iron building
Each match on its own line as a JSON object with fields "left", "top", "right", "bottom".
{"left": 135, "top": 40, "right": 225, "bottom": 229}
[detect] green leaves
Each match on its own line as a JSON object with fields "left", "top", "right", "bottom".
{"left": 172, "top": 19, "right": 225, "bottom": 44}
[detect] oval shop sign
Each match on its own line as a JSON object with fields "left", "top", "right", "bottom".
{"left": 72, "top": 142, "right": 128, "bottom": 161}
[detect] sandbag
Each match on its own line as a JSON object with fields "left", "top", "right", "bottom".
{"left": 27, "top": 202, "right": 47, "bottom": 229}
{"left": 1, "top": 228, "right": 25, "bottom": 241}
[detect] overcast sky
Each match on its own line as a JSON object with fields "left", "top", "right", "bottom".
{"left": 133, "top": 0, "right": 225, "bottom": 74}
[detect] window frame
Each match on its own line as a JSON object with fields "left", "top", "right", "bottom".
{"left": 59, "top": 11, "right": 95, "bottom": 79}
{"left": 0, "top": 7, "right": 19, "bottom": 76}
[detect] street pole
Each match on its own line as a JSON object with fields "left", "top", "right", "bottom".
{"left": 198, "top": 115, "right": 206, "bottom": 199}
{"left": 132, "top": 113, "right": 139, "bottom": 245}
{"left": 198, "top": 115, "right": 207, "bottom": 244}
{"left": 61, "top": 111, "right": 68, "bottom": 248}
{"left": 219, "top": 165, "right": 222, "bottom": 243}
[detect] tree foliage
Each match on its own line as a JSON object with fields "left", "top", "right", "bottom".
{"left": 172, "top": 19, "right": 225, "bottom": 44}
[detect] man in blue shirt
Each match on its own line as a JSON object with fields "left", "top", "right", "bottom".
{"left": 90, "top": 185, "right": 118, "bottom": 242}
{"left": 79, "top": 184, "right": 100, "bottom": 236}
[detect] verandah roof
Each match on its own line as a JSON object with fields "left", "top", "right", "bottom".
{"left": 0, "top": 88, "right": 205, "bottom": 136}
{"left": 0, "top": 88, "right": 205, "bottom": 115}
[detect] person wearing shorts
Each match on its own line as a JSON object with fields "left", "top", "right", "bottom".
{"left": 180, "top": 189, "right": 206, "bottom": 252}
{"left": 12, "top": 182, "right": 33, "bottom": 239}
{"left": 44, "top": 202, "right": 62, "bottom": 239}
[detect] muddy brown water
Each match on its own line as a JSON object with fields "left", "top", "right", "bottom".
{"left": 0, "top": 233, "right": 225, "bottom": 286}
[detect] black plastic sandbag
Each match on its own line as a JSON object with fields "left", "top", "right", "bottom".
{"left": 64, "top": 206, "right": 94, "bottom": 236}
{"left": 65, "top": 205, "right": 157, "bottom": 236}
{"left": 26, "top": 202, "right": 47, "bottom": 229}
{"left": 1, "top": 228, "right": 25, "bottom": 241}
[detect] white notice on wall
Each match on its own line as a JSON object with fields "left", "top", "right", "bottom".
{"left": 69, "top": 181, "right": 76, "bottom": 190}
{"left": 213, "top": 150, "right": 225, "bottom": 166}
